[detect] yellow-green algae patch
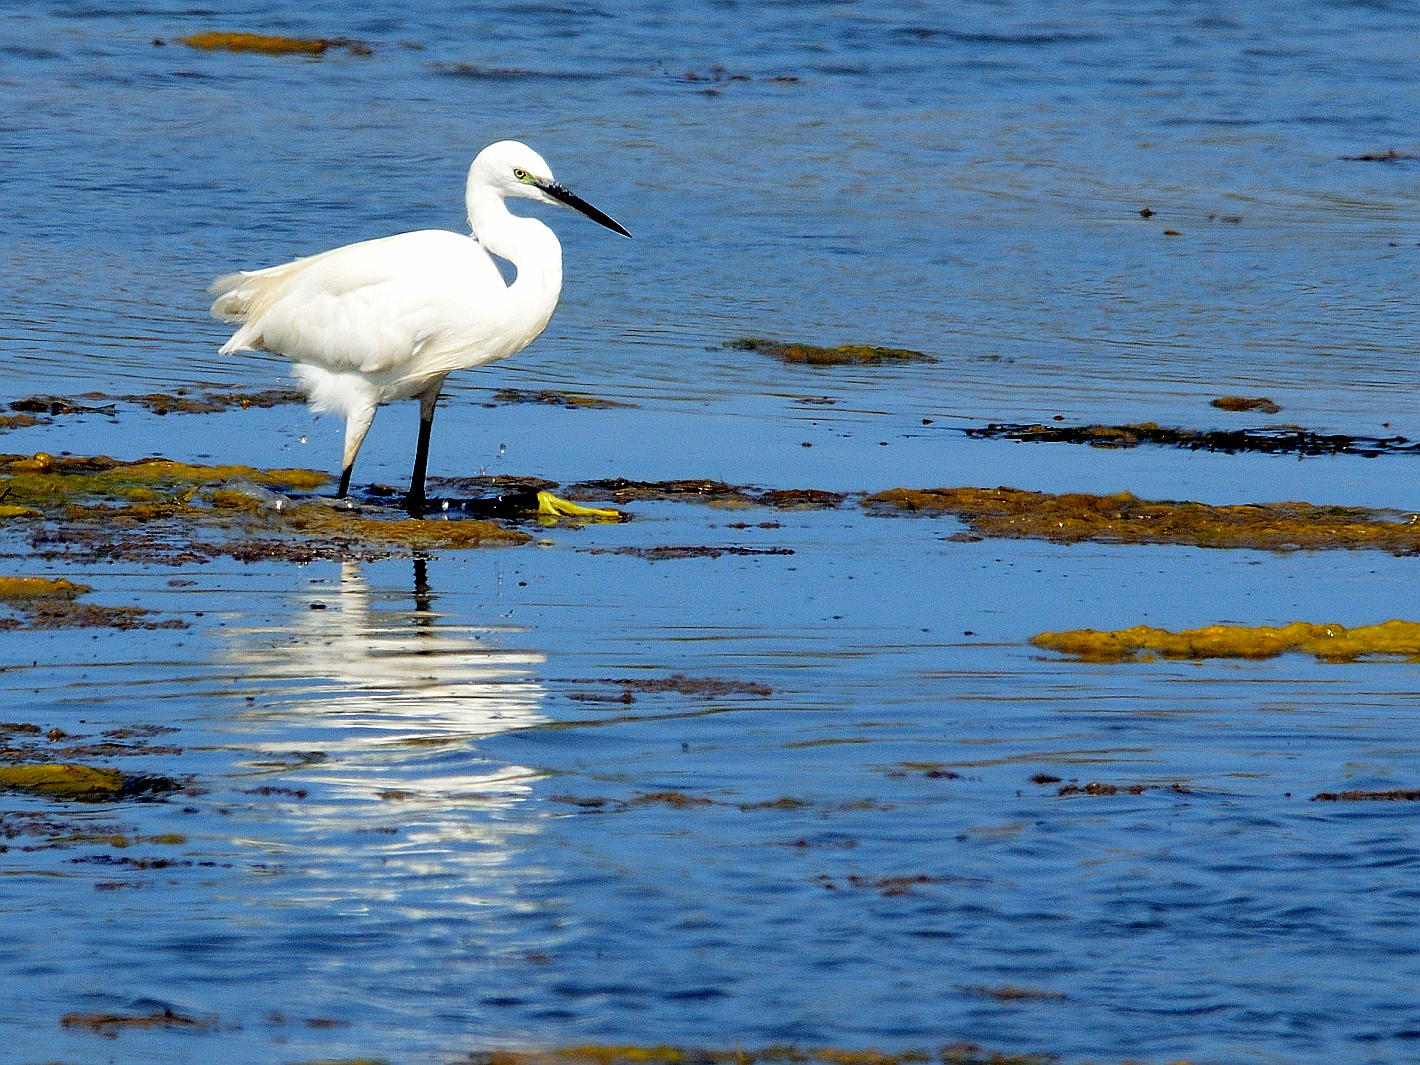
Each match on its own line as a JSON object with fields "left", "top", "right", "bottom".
{"left": 0, "top": 574, "right": 180, "bottom": 630}
{"left": 0, "top": 452, "right": 328, "bottom": 504}
{"left": 0, "top": 764, "right": 127, "bottom": 801}
{"left": 460, "top": 1047, "right": 1051, "bottom": 1065}
{"left": 263, "top": 501, "right": 529, "bottom": 551}
{"left": 865, "top": 486, "right": 1420, "bottom": 553}
{"left": 1031, "top": 619, "right": 1420, "bottom": 663}
{"left": 0, "top": 576, "right": 88, "bottom": 599}
{"left": 730, "top": 338, "right": 936, "bottom": 365}
{"left": 0, "top": 453, "right": 531, "bottom": 563}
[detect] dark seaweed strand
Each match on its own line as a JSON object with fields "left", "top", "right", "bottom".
{"left": 961, "top": 423, "right": 1419, "bottom": 458}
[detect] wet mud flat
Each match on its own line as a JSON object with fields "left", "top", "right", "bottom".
{"left": 5, "top": 439, "right": 1420, "bottom": 1064}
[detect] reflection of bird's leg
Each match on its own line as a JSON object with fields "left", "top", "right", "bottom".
{"left": 404, "top": 378, "right": 446, "bottom": 517}
{"left": 413, "top": 555, "right": 434, "bottom": 618}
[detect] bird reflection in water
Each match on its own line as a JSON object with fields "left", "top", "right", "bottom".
{"left": 220, "top": 560, "right": 552, "bottom": 963}
{"left": 224, "top": 558, "right": 547, "bottom": 811}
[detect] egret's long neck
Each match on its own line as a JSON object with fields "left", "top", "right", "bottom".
{"left": 466, "top": 187, "right": 563, "bottom": 340}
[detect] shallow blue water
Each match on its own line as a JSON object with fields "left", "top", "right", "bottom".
{"left": 4, "top": 2, "right": 1420, "bottom": 1063}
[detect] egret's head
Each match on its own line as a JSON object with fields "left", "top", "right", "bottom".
{"left": 470, "top": 140, "right": 630, "bottom": 237}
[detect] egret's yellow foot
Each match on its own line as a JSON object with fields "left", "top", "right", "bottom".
{"left": 535, "top": 491, "right": 623, "bottom": 524}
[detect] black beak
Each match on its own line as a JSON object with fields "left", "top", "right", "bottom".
{"left": 539, "top": 180, "right": 631, "bottom": 237}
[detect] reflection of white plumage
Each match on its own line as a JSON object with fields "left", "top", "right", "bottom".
{"left": 226, "top": 561, "right": 546, "bottom": 798}
{"left": 210, "top": 140, "right": 629, "bottom": 512}
{"left": 223, "top": 562, "right": 547, "bottom": 903}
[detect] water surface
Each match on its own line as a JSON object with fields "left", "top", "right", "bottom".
{"left": 3, "top": 2, "right": 1420, "bottom": 1063}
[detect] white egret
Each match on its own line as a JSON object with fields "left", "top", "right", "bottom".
{"left": 210, "top": 140, "right": 630, "bottom": 514}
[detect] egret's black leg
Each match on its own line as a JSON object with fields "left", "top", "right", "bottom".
{"left": 405, "top": 416, "right": 433, "bottom": 516}
{"left": 337, "top": 464, "right": 353, "bottom": 499}
{"left": 404, "top": 384, "right": 443, "bottom": 518}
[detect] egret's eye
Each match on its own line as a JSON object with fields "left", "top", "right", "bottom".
{"left": 513, "top": 167, "right": 529, "bottom": 181}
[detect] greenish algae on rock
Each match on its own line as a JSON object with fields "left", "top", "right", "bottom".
{"left": 1031, "top": 619, "right": 1420, "bottom": 663}
{"left": 0, "top": 764, "right": 178, "bottom": 802}
{"left": 729, "top": 338, "right": 936, "bottom": 365}
{"left": 865, "top": 486, "right": 1420, "bottom": 553}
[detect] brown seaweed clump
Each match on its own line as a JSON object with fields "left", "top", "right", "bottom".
{"left": 62, "top": 1008, "right": 214, "bottom": 1035}
{"left": 177, "top": 32, "right": 371, "bottom": 56}
{"left": 565, "top": 674, "right": 772, "bottom": 704}
{"left": 579, "top": 545, "right": 794, "bottom": 561}
{"left": 0, "top": 453, "right": 530, "bottom": 565}
{"left": 729, "top": 338, "right": 936, "bottom": 366}
{"left": 1031, "top": 620, "right": 1420, "bottom": 663}
{"left": 1341, "top": 149, "right": 1420, "bottom": 162}
{"left": 964, "top": 421, "right": 1410, "bottom": 457}
{"left": 864, "top": 486, "right": 1420, "bottom": 554}
{"left": 568, "top": 478, "right": 760, "bottom": 507}
{"left": 609, "top": 674, "right": 772, "bottom": 698}
{"left": 567, "top": 478, "right": 844, "bottom": 510}
{"left": 10, "top": 388, "right": 306, "bottom": 418}
{"left": 958, "top": 986, "right": 1067, "bottom": 1002}
{"left": 490, "top": 388, "right": 633, "bottom": 410}
{"left": 1211, "top": 396, "right": 1281, "bottom": 414}
{"left": 124, "top": 388, "right": 308, "bottom": 415}
{"left": 0, "top": 414, "right": 38, "bottom": 433}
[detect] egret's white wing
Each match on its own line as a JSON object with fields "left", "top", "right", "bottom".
{"left": 212, "top": 230, "right": 507, "bottom": 376}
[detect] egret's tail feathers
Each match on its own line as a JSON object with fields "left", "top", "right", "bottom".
{"left": 210, "top": 270, "right": 270, "bottom": 354}
{"left": 209, "top": 256, "right": 320, "bottom": 353}
{"left": 208, "top": 270, "right": 265, "bottom": 323}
